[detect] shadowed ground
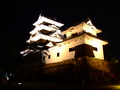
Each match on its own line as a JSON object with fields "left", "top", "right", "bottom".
{"left": 0, "top": 80, "right": 120, "bottom": 90}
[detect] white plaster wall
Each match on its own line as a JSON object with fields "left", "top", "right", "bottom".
{"left": 45, "top": 37, "right": 84, "bottom": 64}
{"left": 45, "top": 35, "right": 105, "bottom": 64}
{"left": 69, "top": 24, "right": 83, "bottom": 34}
{"left": 84, "top": 37, "right": 104, "bottom": 60}
{"left": 64, "top": 23, "right": 83, "bottom": 38}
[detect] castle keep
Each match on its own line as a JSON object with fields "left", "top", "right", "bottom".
{"left": 27, "top": 15, "right": 108, "bottom": 63}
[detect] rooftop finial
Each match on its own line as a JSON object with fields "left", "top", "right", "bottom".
{"left": 38, "top": 13, "right": 43, "bottom": 20}
{"left": 85, "top": 17, "right": 93, "bottom": 26}
{"left": 86, "top": 16, "right": 91, "bottom": 21}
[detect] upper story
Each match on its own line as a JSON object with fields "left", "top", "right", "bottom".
{"left": 26, "top": 15, "right": 108, "bottom": 54}
{"left": 62, "top": 19, "right": 102, "bottom": 40}
{"left": 26, "top": 15, "right": 64, "bottom": 44}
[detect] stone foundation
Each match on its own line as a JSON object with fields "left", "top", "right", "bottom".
{"left": 42, "top": 56, "right": 120, "bottom": 85}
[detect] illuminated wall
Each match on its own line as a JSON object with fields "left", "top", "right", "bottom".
{"left": 62, "top": 21, "right": 101, "bottom": 38}
{"left": 45, "top": 36, "right": 84, "bottom": 63}
{"left": 84, "top": 35, "right": 106, "bottom": 60}
{"left": 45, "top": 34, "right": 107, "bottom": 64}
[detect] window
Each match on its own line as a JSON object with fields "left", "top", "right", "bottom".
{"left": 57, "top": 52, "right": 60, "bottom": 57}
{"left": 69, "top": 47, "right": 75, "bottom": 52}
{"left": 43, "top": 57, "right": 45, "bottom": 61}
{"left": 92, "top": 47, "right": 97, "bottom": 51}
{"left": 48, "top": 55, "right": 50, "bottom": 59}
{"left": 64, "top": 34, "right": 66, "bottom": 39}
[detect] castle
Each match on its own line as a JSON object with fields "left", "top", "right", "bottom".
{"left": 27, "top": 15, "right": 108, "bottom": 64}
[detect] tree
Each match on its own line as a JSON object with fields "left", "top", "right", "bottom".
{"left": 0, "top": 32, "right": 26, "bottom": 86}
{"left": 104, "top": 44, "right": 119, "bottom": 63}
{"left": 19, "top": 42, "right": 48, "bottom": 82}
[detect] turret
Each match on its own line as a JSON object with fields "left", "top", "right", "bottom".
{"left": 27, "top": 15, "right": 64, "bottom": 47}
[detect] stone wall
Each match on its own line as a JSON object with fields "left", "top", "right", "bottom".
{"left": 42, "top": 56, "right": 120, "bottom": 85}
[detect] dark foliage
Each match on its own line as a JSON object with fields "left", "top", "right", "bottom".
{"left": 14, "top": 46, "right": 46, "bottom": 82}
{"left": 0, "top": 32, "right": 24, "bottom": 73}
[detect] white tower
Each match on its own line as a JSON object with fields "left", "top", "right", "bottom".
{"left": 27, "top": 15, "right": 64, "bottom": 47}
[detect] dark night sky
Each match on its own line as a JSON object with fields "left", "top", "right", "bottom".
{"left": 0, "top": 0, "right": 120, "bottom": 59}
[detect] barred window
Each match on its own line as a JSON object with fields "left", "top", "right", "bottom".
{"left": 57, "top": 52, "right": 60, "bottom": 57}
{"left": 48, "top": 55, "right": 50, "bottom": 59}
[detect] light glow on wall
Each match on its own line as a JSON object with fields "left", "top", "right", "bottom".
{"left": 89, "top": 40, "right": 100, "bottom": 48}
{"left": 84, "top": 34, "right": 108, "bottom": 60}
